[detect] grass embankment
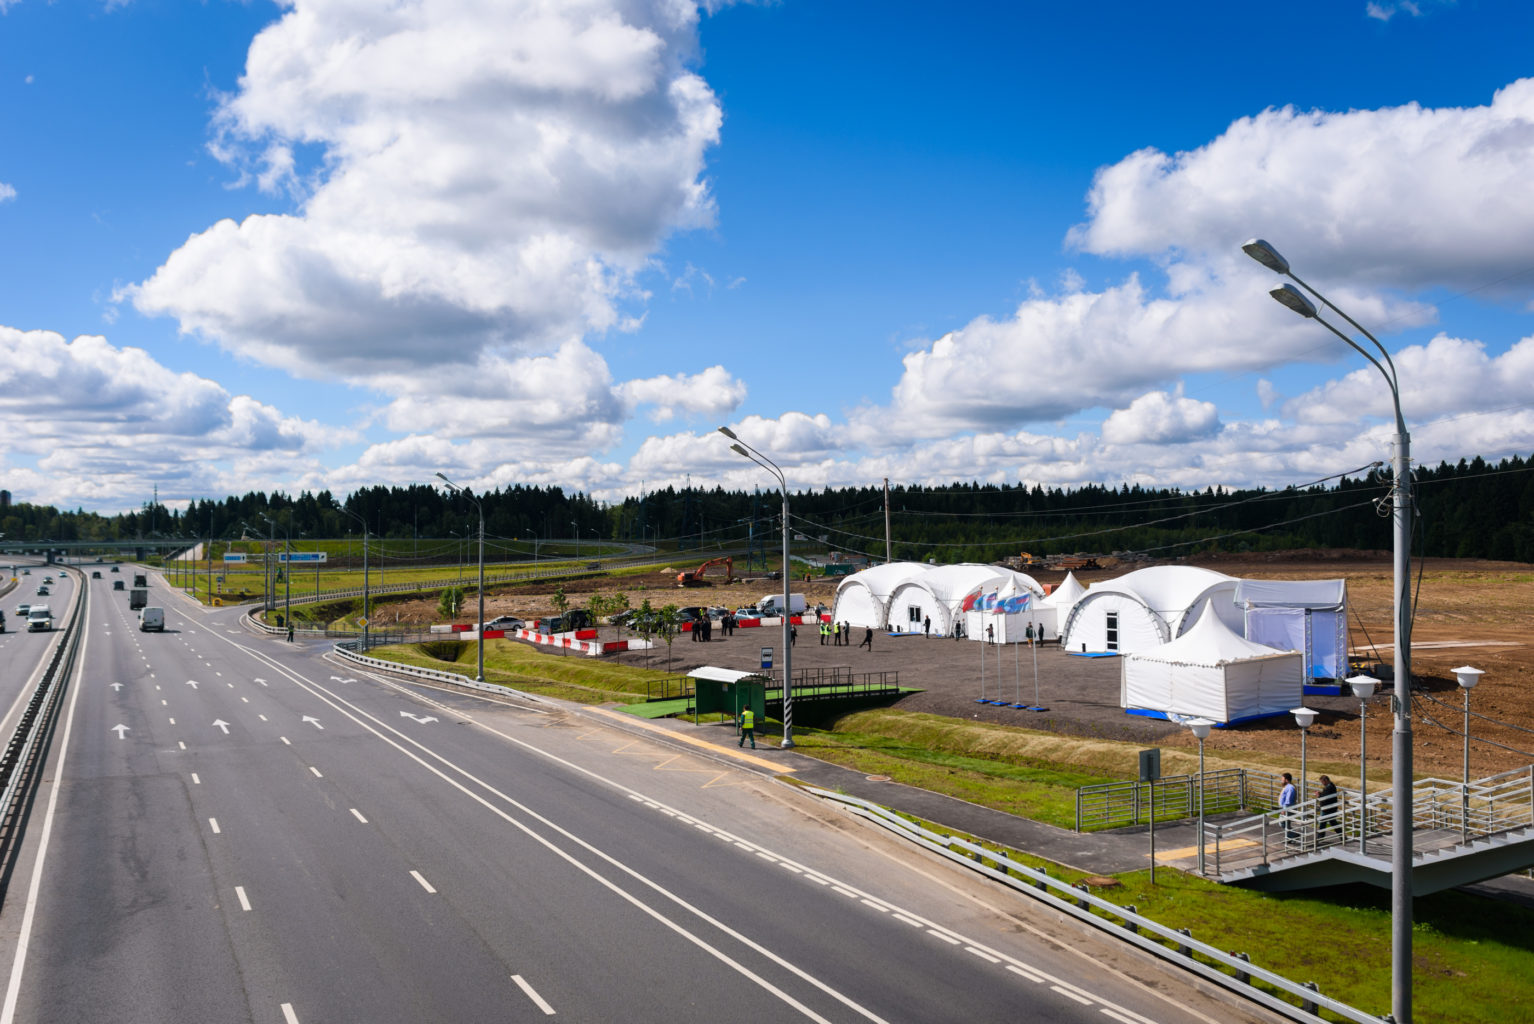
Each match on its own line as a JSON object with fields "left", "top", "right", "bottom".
{"left": 368, "top": 638, "right": 685, "bottom": 704}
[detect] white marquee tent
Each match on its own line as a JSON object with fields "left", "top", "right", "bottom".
{"left": 1033, "top": 571, "right": 1086, "bottom": 642}
{"left": 1061, "top": 565, "right": 1241, "bottom": 655}
{"left": 1234, "top": 578, "right": 1349, "bottom": 682}
{"left": 962, "top": 575, "right": 1045, "bottom": 644}
{"left": 1120, "top": 604, "right": 1304, "bottom": 725}
{"left": 830, "top": 561, "right": 926, "bottom": 629}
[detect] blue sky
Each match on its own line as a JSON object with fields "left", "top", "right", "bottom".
{"left": 3, "top": 0, "right": 1534, "bottom": 513}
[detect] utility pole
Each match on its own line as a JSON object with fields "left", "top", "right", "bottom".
{"left": 883, "top": 477, "right": 892, "bottom": 565}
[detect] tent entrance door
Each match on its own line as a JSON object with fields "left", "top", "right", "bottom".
{"left": 1106, "top": 611, "right": 1119, "bottom": 652}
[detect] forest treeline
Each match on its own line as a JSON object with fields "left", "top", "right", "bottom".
{"left": 4, "top": 453, "right": 1532, "bottom": 564}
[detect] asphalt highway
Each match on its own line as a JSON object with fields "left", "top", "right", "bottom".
{"left": 0, "top": 568, "right": 1281, "bottom": 1024}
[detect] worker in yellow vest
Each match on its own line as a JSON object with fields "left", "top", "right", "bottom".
{"left": 738, "top": 707, "right": 756, "bottom": 749}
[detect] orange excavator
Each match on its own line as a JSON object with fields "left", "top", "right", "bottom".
{"left": 677, "top": 557, "right": 734, "bottom": 587}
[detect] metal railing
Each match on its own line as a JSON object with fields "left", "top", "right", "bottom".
{"left": 1204, "top": 765, "right": 1534, "bottom": 875}
{"left": 809, "top": 786, "right": 1381, "bottom": 1024}
{"left": 1076, "top": 768, "right": 1284, "bottom": 832}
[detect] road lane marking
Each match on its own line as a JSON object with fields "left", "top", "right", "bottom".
{"left": 511, "top": 975, "right": 555, "bottom": 1016}
{"left": 1052, "top": 986, "right": 1093, "bottom": 1006}
{"left": 258, "top": 714, "right": 267, "bottom": 721}
{"left": 235, "top": 886, "right": 251, "bottom": 911}
{"left": 280, "top": 737, "right": 290, "bottom": 745}
{"left": 350, "top": 808, "right": 368, "bottom": 823}
{"left": 929, "top": 930, "right": 960, "bottom": 945}
{"left": 410, "top": 870, "right": 436, "bottom": 894}
{"left": 966, "top": 947, "right": 1000, "bottom": 964}
{"left": 281, "top": 1003, "right": 299, "bottom": 1023}
{"left": 168, "top": 718, "right": 175, "bottom": 725}
{"left": 209, "top": 818, "right": 221, "bottom": 834}
{"left": 178, "top": 741, "right": 186, "bottom": 750}
{"left": 1007, "top": 964, "right": 1046, "bottom": 984}
{"left": 309, "top": 767, "right": 323, "bottom": 778}
{"left": 191, "top": 773, "right": 200, "bottom": 785}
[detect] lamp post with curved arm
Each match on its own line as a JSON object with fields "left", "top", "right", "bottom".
{"left": 437, "top": 473, "right": 485, "bottom": 684}
{"left": 1246, "top": 239, "right": 1416, "bottom": 1023}
{"left": 718, "top": 427, "right": 794, "bottom": 748}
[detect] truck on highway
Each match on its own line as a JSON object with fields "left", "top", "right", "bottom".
{"left": 132, "top": 571, "right": 148, "bottom": 588}
{"left": 138, "top": 607, "right": 164, "bottom": 632}
{"left": 129, "top": 587, "right": 148, "bottom": 610}
{"left": 27, "top": 605, "right": 52, "bottom": 632}
{"left": 757, "top": 593, "right": 807, "bottom": 617}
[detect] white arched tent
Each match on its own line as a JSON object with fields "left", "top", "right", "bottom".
{"left": 830, "top": 561, "right": 925, "bottom": 629}
{"left": 1061, "top": 565, "right": 1241, "bottom": 655}
{"left": 1120, "top": 604, "right": 1303, "bottom": 725}
{"left": 886, "top": 564, "right": 1044, "bottom": 638}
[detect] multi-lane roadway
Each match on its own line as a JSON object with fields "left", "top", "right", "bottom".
{"left": 0, "top": 565, "right": 1280, "bottom": 1023}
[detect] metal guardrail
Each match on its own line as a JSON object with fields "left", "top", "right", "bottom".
{"left": 1076, "top": 768, "right": 1284, "bottom": 832}
{"left": 0, "top": 565, "right": 87, "bottom": 854}
{"left": 1205, "top": 765, "right": 1534, "bottom": 875}
{"left": 330, "top": 640, "right": 546, "bottom": 704}
{"left": 808, "top": 786, "right": 1381, "bottom": 1024}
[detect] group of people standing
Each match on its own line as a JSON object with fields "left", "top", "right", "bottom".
{"left": 819, "top": 618, "right": 874, "bottom": 650}
{"left": 1278, "top": 771, "right": 1341, "bottom": 845}
{"left": 689, "top": 612, "right": 739, "bottom": 642}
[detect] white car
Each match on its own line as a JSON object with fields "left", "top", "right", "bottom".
{"left": 480, "top": 616, "right": 524, "bottom": 632}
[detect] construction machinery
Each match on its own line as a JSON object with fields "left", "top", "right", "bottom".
{"left": 677, "top": 557, "right": 734, "bottom": 587}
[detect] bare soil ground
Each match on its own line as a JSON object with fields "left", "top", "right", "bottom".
{"left": 369, "top": 551, "right": 1534, "bottom": 779}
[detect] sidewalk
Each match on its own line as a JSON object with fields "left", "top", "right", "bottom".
{"left": 587, "top": 707, "right": 1203, "bottom": 876}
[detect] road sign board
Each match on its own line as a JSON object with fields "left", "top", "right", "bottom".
{"left": 222, "top": 553, "right": 248, "bottom": 563}
{"left": 357, "top": 617, "right": 369, "bottom": 627}
{"left": 760, "top": 646, "right": 773, "bottom": 670}
{"left": 279, "top": 552, "right": 327, "bottom": 563}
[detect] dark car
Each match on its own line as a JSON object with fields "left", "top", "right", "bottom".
{"left": 113, "top": 580, "right": 125, "bottom": 591}
{"left": 110, "top": 566, "right": 119, "bottom": 573}
{"left": 92, "top": 570, "right": 102, "bottom": 579}
{"left": 36, "top": 586, "right": 49, "bottom": 596}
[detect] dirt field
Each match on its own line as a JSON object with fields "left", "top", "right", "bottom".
{"left": 372, "top": 551, "right": 1534, "bottom": 780}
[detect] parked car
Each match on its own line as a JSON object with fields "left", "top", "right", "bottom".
{"left": 480, "top": 615, "right": 524, "bottom": 632}
{"left": 733, "top": 607, "right": 760, "bottom": 619}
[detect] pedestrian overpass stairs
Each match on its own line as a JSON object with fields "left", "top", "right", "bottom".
{"left": 1202, "top": 765, "right": 1534, "bottom": 893}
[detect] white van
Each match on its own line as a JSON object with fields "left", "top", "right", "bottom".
{"left": 27, "top": 605, "right": 52, "bottom": 632}
{"left": 139, "top": 607, "right": 165, "bottom": 632}
{"left": 757, "top": 593, "right": 807, "bottom": 616}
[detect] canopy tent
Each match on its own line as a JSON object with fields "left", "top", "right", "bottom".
{"left": 1033, "top": 571, "right": 1086, "bottom": 642}
{"left": 1234, "top": 578, "right": 1349, "bottom": 681}
{"left": 830, "top": 561, "right": 925, "bottom": 629}
{"left": 1061, "top": 565, "right": 1241, "bottom": 655}
{"left": 885, "top": 564, "right": 1044, "bottom": 638}
{"left": 1121, "top": 604, "right": 1303, "bottom": 725}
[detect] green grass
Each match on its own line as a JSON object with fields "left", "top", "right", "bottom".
{"left": 367, "top": 638, "right": 685, "bottom": 703}
{"left": 870, "top": 814, "right": 1534, "bottom": 1023}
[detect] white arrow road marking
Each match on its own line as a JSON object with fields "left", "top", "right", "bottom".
{"left": 301, "top": 717, "right": 323, "bottom": 730}
{"left": 212, "top": 720, "right": 230, "bottom": 734}
{"left": 254, "top": 678, "right": 267, "bottom": 686}
{"left": 399, "top": 712, "right": 440, "bottom": 724}
{"left": 109, "top": 683, "right": 123, "bottom": 691}
{"left": 110, "top": 724, "right": 129, "bottom": 739}
{"left": 185, "top": 680, "right": 199, "bottom": 689}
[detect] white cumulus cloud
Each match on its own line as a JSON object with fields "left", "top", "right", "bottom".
{"left": 1101, "top": 390, "right": 1220, "bottom": 445}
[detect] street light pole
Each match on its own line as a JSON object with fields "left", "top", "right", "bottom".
{"left": 1454, "top": 666, "right": 1483, "bottom": 842}
{"left": 718, "top": 426, "right": 794, "bottom": 748}
{"left": 340, "top": 506, "right": 371, "bottom": 650}
{"left": 571, "top": 520, "right": 579, "bottom": 560}
{"left": 1292, "top": 707, "right": 1318, "bottom": 801}
{"left": 437, "top": 473, "right": 485, "bottom": 683}
{"left": 1188, "top": 718, "right": 1214, "bottom": 875}
{"left": 1349, "top": 674, "right": 1379, "bottom": 854}
{"left": 1247, "top": 239, "right": 1416, "bottom": 1024}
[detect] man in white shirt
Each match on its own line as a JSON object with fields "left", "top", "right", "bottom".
{"left": 1279, "top": 772, "right": 1298, "bottom": 845}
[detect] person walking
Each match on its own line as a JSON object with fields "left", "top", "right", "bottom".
{"left": 923, "top": 615, "right": 931, "bottom": 638}
{"left": 1279, "top": 772, "right": 1298, "bottom": 845}
{"left": 738, "top": 707, "right": 756, "bottom": 749}
{"left": 819, "top": 620, "right": 829, "bottom": 645}
{"left": 790, "top": 625, "right": 797, "bottom": 647}
{"left": 1315, "top": 775, "right": 1340, "bottom": 844}
{"left": 859, "top": 626, "right": 873, "bottom": 650}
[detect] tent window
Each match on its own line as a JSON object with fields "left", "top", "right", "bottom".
{"left": 1106, "top": 611, "right": 1119, "bottom": 652}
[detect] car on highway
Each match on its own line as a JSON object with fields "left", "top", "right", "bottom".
{"left": 139, "top": 607, "right": 165, "bottom": 632}
{"left": 113, "top": 580, "right": 124, "bottom": 591}
{"left": 110, "top": 566, "right": 119, "bottom": 572}
{"left": 479, "top": 615, "right": 524, "bottom": 632}
{"left": 36, "top": 586, "right": 49, "bottom": 596}
{"left": 16, "top": 603, "right": 29, "bottom": 618}
{"left": 0, "top": 610, "right": 6, "bottom": 632}
{"left": 20, "top": 569, "right": 28, "bottom": 576}
{"left": 92, "top": 570, "right": 101, "bottom": 579}
{"left": 27, "top": 605, "right": 52, "bottom": 632}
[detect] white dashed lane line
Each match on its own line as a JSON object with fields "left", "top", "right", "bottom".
{"left": 410, "top": 871, "right": 436, "bottom": 894}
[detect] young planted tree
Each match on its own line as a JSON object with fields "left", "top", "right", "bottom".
{"left": 608, "top": 591, "right": 629, "bottom": 646}
{"left": 628, "top": 597, "right": 656, "bottom": 668}
{"left": 437, "top": 587, "right": 464, "bottom": 620}
{"left": 657, "top": 604, "right": 681, "bottom": 674}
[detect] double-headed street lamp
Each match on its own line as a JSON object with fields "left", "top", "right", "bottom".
{"left": 717, "top": 426, "right": 794, "bottom": 748}
{"left": 437, "top": 473, "right": 485, "bottom": 684}
{"left": 1246, "top": 239, "right": 1417, "bottom": 1024}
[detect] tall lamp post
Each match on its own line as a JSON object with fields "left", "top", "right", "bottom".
{"left": 1454, "top": 665, "right": 1484, "bottom": 842}
{"left": 339, "top": 506, "right": 371, "bottom": 650}
{"left": 1187, "top": 718, "right": 1215, "bottom": 875}
{"left": 436, "top": 473, "right": 485, "bottom": 684}
{"left": 1292, "top": 707, "right": 1318, "bottom": 799}
{"left": 717, "top": 426, "right": 794, "bottom": 748}
{"left": 261, "top": 512, "right": 293, "bottom": 636}
{"left": 1348, "top": 674, "right": 1379, "bottom": 854}
{"left": 571, "top": 520, "right": 579, "bottom": 560}
{"left": 1246, "top": 239, "right": 1417, "bottom": 1024}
